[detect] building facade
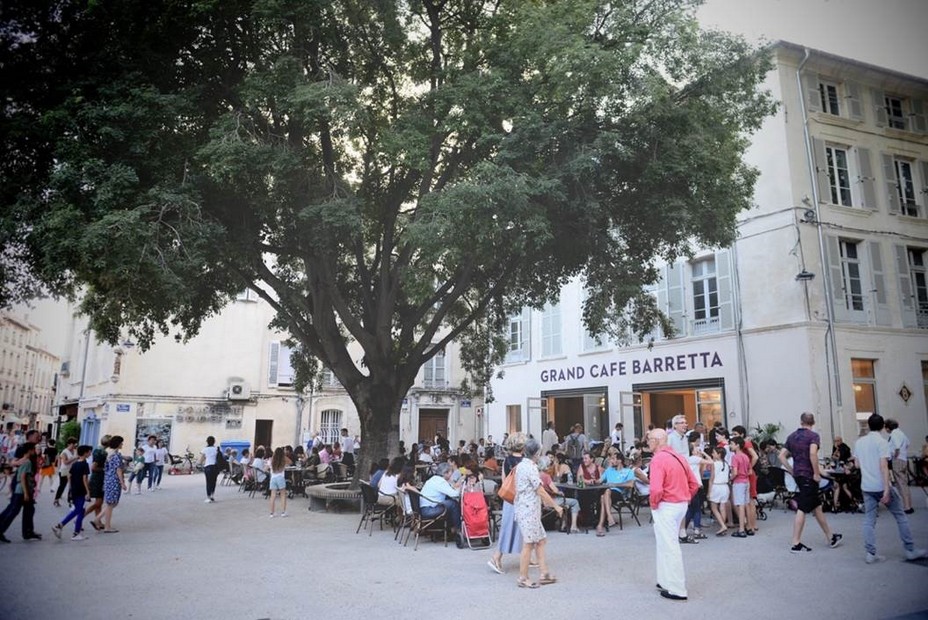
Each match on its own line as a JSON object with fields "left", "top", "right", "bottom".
{"left": 0, "top": 308, "right": 59, "bottom": 433}
{"left": 488, "top": 42, "right": 928, "bottom": 450}
{"left": 53, "top": 291, "right": 482, "bottom": 454}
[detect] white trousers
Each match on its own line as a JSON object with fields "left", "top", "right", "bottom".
{"left": 653, "top": 501, "right": 689, "bottom": 597}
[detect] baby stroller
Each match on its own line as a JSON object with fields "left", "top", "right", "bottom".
{"left": 459, "top": 487, "right": 492, "bottom": 550}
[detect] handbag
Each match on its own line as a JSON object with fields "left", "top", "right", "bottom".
{"left": 498, "top": 469, "right": 517, "bottom": 504}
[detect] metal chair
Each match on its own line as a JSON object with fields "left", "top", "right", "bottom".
{"left": 356, "top": 481, "right": 397, "bottom": 536}
{"left": 405, "top": 488, "right": 448, "bottom": 550}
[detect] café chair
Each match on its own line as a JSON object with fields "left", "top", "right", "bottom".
{"left": 405, "top": 488, "right": 448, "bottom": 550}
{"left": 356, "top": 481, "right": 397, "bottom": 536}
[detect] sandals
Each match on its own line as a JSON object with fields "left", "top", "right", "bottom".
{"left": 517, "top": 577, "right": 539, "bottom": 589}
{"left": 596, "top": 527, "right": 606, "bottom": 537}
{"left": 487, "top": 559, "right": 503, "bottom": 575}
{"left": 103, "top": 529, "right": 120, "bottom": 533}
{"left": 90, "top": 521, "right": 102, "bottom": 531}
{"left": 716, "top": 529, "right": 728, "bottom": 537}
{"left": 538, "top": 574, "right": 557, "bottom": 585}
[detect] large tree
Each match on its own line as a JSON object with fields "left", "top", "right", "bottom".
{"left": 1, "top": 0, "right": 773, "bottom": 474}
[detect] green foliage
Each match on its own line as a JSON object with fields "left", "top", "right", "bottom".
{"left": 1, "top": 0, "right": 775, "bottom": 452}
{"left": 752, "top": 422, "right": 784, "bottom": 445}
{"left": 57, "top": 420, "right": 81, "bottom": 452}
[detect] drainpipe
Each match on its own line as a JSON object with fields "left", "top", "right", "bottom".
{"left": 796, "top": 48, "right": 841, "bottom": 440}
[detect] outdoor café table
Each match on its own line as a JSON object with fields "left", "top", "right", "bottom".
{"left": 285, "top": 466, "right": 306, "bottom": 497}
{"left": 556, "top": 483, "right": 609, "bottom": 532}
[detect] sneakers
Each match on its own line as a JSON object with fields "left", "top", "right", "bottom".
{"left": 0, "top": 534, "right": 10, "bottom": 544}
{"left": 280, "top": 512, "right": 288, "bottom": 518}
{"left": 488, "top": 559, "right": 504, "bottom": 575}
{"left": 52, "top": 524, "right": 63, "bottom": 539}
{"left": 71, "top": 533, "right": 87, "bottom": 541}
{"left": 790, "top": 543, "right": 812, "bottom": 553}
{"left": 209, "top": 497, "right": 215, "bottom": 503}
{"left": 865, "top": 553, "right": 886, "bottom": 564}
{"left": 905, "top": 548, "right": 928, "bottom": 561}
{"left": 904, "top": 508, "right": 915, "bottom": 515}
{"left": 830, "top": 533, "right": 843, "bottom": 548}
{"left": 24, "top": 533, "right": 42, "bottom": 541}
{"left": 269, "top": 513, "right": 275, "bottom": 518}
{"left": 204, "top": 498, "right": 212, "bottom": 503}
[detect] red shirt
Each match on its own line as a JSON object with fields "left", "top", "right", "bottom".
{"left": 731, "top": 452, "right": 750, "bottom": 483}
{"left": 649, "top": 446, "right": 700, "bottom": 509}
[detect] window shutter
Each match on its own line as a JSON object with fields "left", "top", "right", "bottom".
{"left": 845, "top": 81, "right": 864, "bottom": 121}
{"left": 667, "top": 263, "right": 685, "bottom": 336}
{"left": 656, "top": 272, "right": 669, "bottom": 341}
{"left": 826, "top": 236, "right": 849, "bottom": 322}
{"left": 715, "top": 250, "right": 734, "bottom": 331}
{"left": 873, "top": 90, "right": 888, "bottom": 127}
{"left": 268, "top": 342, "right": 280, "bottom": 386}
{"left": 521, "top": 306, "right": 532, "bottom": 360}
{"left": 277, "top": 345, "right": 295, "bottom": 386}
{"left": 867, "top": 242, "right": 891, "bottom": 326}
{"left": 912, "top": 100, "right": 927, "bottom": 134}
{"left": 894, "top": 244, "right": 917, "bottom": 327}
{"left": 811, "top": 137, "right": 830, "bottom": 203}
{"left": 881, "top": 153, "right": 901, "bottom": 214}
{"left": 803, "top": 73, "right": 821, "bottom": 113}
{"left": 856, "top": 148, "right": 877, "bottom": 210}
{"left": 920, "top": 160, "right": 928, "bottom": 209}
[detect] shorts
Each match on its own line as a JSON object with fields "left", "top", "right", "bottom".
{"left": 794, "top": 476, "right": 821, "bottom": 513}
{"left": 709, "top": 483, "right": 730, "bottom": 504}
{"left": 269, "top": 475, "right": 286, "bottom": 491}
{"left": 732, "top": 482, "right": 750, "bottom": 506}
{"left": 41, "top": 466, "right": 55, "bottom": 477}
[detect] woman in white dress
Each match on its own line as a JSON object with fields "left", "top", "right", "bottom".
{"left": 513, "top": 438, "right": 563, "bottom": 589}
{"left": 708, "top": 446, "right": 731, "bottom": 536}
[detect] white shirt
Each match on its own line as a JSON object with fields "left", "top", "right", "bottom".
{"left": 200, "top": 445, "right": 218, "bottom": 466}
{"left": 610, "top": 429, "right": 623, "bottom": 446}
{"left": 378, "top": 473, "right": 399, "bottom": 496}
{"left": 341, "top": 435, "right": 356, "bottom": 452}
{"left": 889, "top": 428, "right": 909, "bottom": 461}
{"left": 251, "top": 457, "right": 267, "bottom": 481}
{"left": 154, "top": 447, "right": 169, "bottom": 466}
{"left": 854, "top": 431, "right": 893, "bottom": 493}
{"left": 668, "top": 431, "right": 688, "bottom": 456}
{"left": 142, "top": 443, "right": 158, "bottom": 464}
{"left": 541, "top": 429, "right": 558, "bottom": 453}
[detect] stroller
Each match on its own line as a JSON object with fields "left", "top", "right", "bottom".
{"left": 459, "top": 486, "right": 492, "bottom": 550}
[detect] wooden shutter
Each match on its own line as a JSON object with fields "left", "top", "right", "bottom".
{"left": 521, "top": 306, "right": 532, "bottom": 360}
{"left": 803, "top": 73, "right": 821, "bottom": 113}
{"left": 911, "top": 100, "right": 927, "bottom": 134}
{"left": 667, "top": 263, "right": 685, "bottom": 336}
{"left": 826, "top": 236, "right": 849, "bottom": 322}
{"left": 882, "top": 153, "right": 901, "bottom": 214}
{"left": 856, "top": 147, "right": 877, "bottom": 210}
{"left": 872, "top": 90, "right": 888, "bottom": 127}
{"left": 277, "top": 345, "right": 295, "bottom": 386}
{"left": 268, "top": 342, "right": 280, "bottom": 386}
{"left": 868, "top": 242, "right": 892, "bottom": 326}
{"left": 920, "top": 161, "right": 928, "bottom": 212}
{"left": 895, "top": 245, "right": 917, "bottom": 328}
{"left": 845, "top": 81, "right": 864, "bottom": 121}
{"left": 656, "top": 270, "right": 669, "bottom": 340}
{"left": 715, "top": 250, "right": 734, "bottom": 331}
{"left": 811, "top": 137, "right": 830, "bottom": 203}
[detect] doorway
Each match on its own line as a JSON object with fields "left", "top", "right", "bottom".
{"left": 254, "top": 419, "right": 273, "bottom": 449}
{"left": 540, "top": 388, "right": 609, "bottom": 443}
{"left": 631, "top": 379, "right": 726, "bottom": 435}
{"left": 418, "top": 408, "right": 449, "bottom": 443}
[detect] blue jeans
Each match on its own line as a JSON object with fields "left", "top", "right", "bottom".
{"left": 59, "top": 496, "right": 86, "bottom": 534}
{"left": 862, "top": 488, "right": 914, "bottom": 556}
{"left": 685, "top": 488, "right": 703, "bottom": 530}
{"left": 154, "top": 465, "right": 164, "bottom": 486}
{"left": 144, "top": 462, "right": 157, "bottom": 489}
{"left": 421, "top": 499, "right": 460, "bottom": 529}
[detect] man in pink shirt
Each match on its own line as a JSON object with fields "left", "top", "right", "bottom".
{"left": 648, "top": 429, "right": 701, "bottom": 601}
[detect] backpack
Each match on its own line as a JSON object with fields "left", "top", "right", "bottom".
{"left": 566, "top": 434, "right": 582, "bottom": 460}
{"left": 215, "top": 448, "right": 227, "bottom": 471}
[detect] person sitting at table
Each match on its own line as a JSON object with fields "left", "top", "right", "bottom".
{"left": 419, "top": 462, "right": 463, "bottom": 535}
{"left": 369, "top": 458, "right": 389, "bottom": 490}
{"left": 283, "top": 445, "right": 295, "bottom": 466}
{"left": 331, "top": 442, "right": 343, "bottom": 462}
{"left": 239, "top": 448, "right": 251, "bottom": 466}
{"left": 319, "top": 444, "right": 332, "bottom": 465}
{"left": 293, "top": 445, "right": 305, "bottom": 464}
{"left": 537, "top": 456, "right": 580, "bottom": 533}
{"left": 596, "top": 452, "right": 637, "bottom": 535}
{"left": 553, "top": 453, "right": 572, "bottom": 483}
{"left": 251, "top": 447, "right": 268, "bottom": 484}
{"left": 482, "top": 448, "right": 499, "bottom": 475}
{"left": 417, "top": 445, "right": 434, "bottom": 464}
{"left": 577, "top": 451, "right": 602, "bottom": 485}
{"left": 377, "top": 457, "right": 405, "bottom": 506}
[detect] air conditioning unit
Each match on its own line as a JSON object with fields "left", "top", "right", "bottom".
{"left": 228, "top": 381, "right": 251, "bottom": 400}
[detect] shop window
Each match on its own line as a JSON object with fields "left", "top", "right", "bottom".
{"left": 852, "top": 358, "right": 877, "bottom": 436}
{"left": 696, "top": 390, "right": 722, "bottom": 429}
{"left": 506, "top": 404, "right": 522, "bottom": 434}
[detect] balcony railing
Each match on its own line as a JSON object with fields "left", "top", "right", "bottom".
{"left": 422, "top": 378, "right": 449, "bottom": 390}
{"left": 917, "top": 308, "right": 928, "bottom": 329}
{"left": 691, "top": 316, "right": 720, "bottom": 336}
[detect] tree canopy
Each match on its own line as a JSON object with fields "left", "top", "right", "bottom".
{"left": 0, "top": 0, "right": 774, "bottom": 461}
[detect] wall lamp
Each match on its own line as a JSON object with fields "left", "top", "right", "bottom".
{"left": 795, "top": 270, "right": 815, "bottom": 282}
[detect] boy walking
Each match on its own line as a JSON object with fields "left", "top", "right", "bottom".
{"left": 52, "top": 445, "right": 92, "bottom": 541}
{"left": 0, "top": 442, "right": 42, "bottom": 542}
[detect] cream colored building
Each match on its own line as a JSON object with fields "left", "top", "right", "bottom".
{"left": 53, "top": 291, "right": 482, "bottom": 454}
{"left": 488, "top": 42, "right": 928, "bottom": 449}
{"left": 0, "top": 308, "right": 59, "bottom": 433}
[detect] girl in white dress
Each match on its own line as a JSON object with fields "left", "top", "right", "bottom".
{"left": 708, "top": 446, "right": 731, "bottom": 536}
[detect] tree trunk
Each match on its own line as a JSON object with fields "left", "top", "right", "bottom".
{"left": 350, "top": 379, "right": 404, "bottom": 489}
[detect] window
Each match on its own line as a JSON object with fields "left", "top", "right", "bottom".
{"left": 235, "top": 289, "right": 258, "bottom": 302}
{"left": 851, "top": 359, "right": 877, "bottom": 437}
{"left": 909, "top": 248, "right": 928, "bottom": 328}
{"left": 691, "top": 259, "right": 719, "bottom": 334}
{"left": 825, "top": 145, "right": 852, "bottom": 207}
{"left": 894, "top": 159, "right": 919, "bottom": 217}
{"left": 884, "top": 95, "right": 906, "bottom": 130}
{"left": 319, "top": 409, "right": 342, "bottom": 445}
{"left": 819, "top": 81, "right": 841, "bottom": 116}
{"left": 268, "top": 341, "right": 295, "bottom": 387}
{"left": 321, "top": 369, "right": 342, "bottom": 389}
{"left": 506, "top": 404, "right": 522, "bottom": 434}
{"left": 839, "top": 240, "right": 864, "bottom": 312}
{"left": 423, "top": 347, "right": 447, "bottom": 389}
{"left": 696, "top": 389, "right": 722, "bottom": 429}
{"left": 504, "top": 309, "right": 530, "bottom": 363}
{"left": 541, "top": 303, "right": 561, "bottom": 357}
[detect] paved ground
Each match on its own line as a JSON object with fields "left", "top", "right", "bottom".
{"left": 2, "top": 474, "right": 928, "bottom": 620}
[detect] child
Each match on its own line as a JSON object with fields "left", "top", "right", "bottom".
{"left": 52, "top": 445, "right": 92, "bottom": 541}
{"left": 729, "top": 437, "right": 751, "bottom": 538}
{"left": 127, "top": 448, "right": 145, "bottom": 494}
{"left": 268, "top": 447, "right": 288, "bottom": 518}
{"left": 0, "top": 442, "right": 41, "bottom": 542}
{"left": 684, "top": 440, "right": 713, "bottom": 541}
{"left": 708, "top": 446, "right": 731, "bottom": 536}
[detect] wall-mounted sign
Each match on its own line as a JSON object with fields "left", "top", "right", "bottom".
{"left": 461, "top": 399, "right": 472, "bottom": 408}
{"left": 116, "top": 404, "right": 131, "bottom": 413}
{"left": 899, "top": 383, "right": 912, "bottom": 404}
{"left": 540, "top": 351, "right": 724, "bottom": 383}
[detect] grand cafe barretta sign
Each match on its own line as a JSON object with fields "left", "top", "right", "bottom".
{"left": 540, "top": 351, "right": 724, "bottom": 383}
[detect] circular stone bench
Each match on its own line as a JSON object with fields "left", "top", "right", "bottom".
{"left": 305, "top": 482, "right": 362, "bottom": 512}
